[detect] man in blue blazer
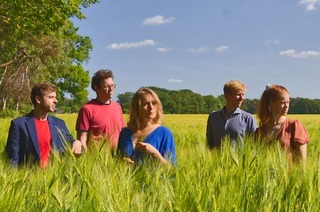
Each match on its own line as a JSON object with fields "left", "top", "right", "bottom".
{"left": 6, "top": 82, "right": 82, "bottom": 167}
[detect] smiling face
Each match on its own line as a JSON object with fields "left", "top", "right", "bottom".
{"left": 225, "top": 89, "right": 245, "bottom": 110}
{"left": 270, "top": 91, "right": 290, "bottom": 117}
{"left": 139, "top": 93, "right": 158, "bottom": 122}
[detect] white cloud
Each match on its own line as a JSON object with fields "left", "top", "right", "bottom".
{"left": 168, "top": 79, "right": 183, "bottom": 83}
{"left": 188, "top": 47, "right": 210, "bottom": 53}
{"left": 142, "top": 15, "right": 176, "bottom": 26}
{"left": 279, "top": 49, "right": 320, "bottom": 58}
{"left": 299, "top": 0, "right": 320, "bottom": 11}
{"left": 107, "top": 39, "right": 155, "bottom": 50}
{"left": 215, "top": 46, "right": 229, "bottom": 52}
{"left": 157, "top": 47, "right": 172, "bottom": 52}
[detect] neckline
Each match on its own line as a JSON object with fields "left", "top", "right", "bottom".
{"left": 94, "top": 99, "right": 111, "bottom": 105}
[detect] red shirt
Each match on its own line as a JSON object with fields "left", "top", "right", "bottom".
{"left": 34, "top": 119, "right": 51, "bottom": 168}
{"left": 76, "top": 100, "right": 125, "bottom": 148}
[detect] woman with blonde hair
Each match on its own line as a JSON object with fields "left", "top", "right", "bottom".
{"left": 255, "top": 84, "right": 309, "bottom": 164}
{"left": 117, "top": 87, "right": 176, "bottom": 165}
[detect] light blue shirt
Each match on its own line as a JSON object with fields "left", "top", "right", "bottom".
{"left": 206, "top": 107, "right": 257, "bottom": 149}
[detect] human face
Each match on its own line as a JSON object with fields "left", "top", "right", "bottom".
{"left": 37, "top": 91, "right": 58, "bottom": 113}
{"left": 139, "top": 93, "right": 158, "bottom": 122}
{"left": 270, "top": 92, "right": 290, "bottom": 116}
{"left": 225, "top": 89, "right": 245, "bottom": 109}
{"left": 95, "top": 78, "right": 115, "bottom": 101}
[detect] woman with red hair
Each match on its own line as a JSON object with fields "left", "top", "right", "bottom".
{"left": 255, "top": 84, "right": 309, "bottom": 164}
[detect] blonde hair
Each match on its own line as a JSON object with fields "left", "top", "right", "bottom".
{"left": 223, "top": 80, "right": 247, "bottom": 95}
{"left": 127, "top": 88, "right": 164, "bottom": 132}
{"left": 255, "top": 84, "right": 289, "bottom": 126}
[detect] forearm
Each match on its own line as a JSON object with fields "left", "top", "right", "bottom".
{"left": 299, "top": 143, "right": 307, "bottom": 163}
{"left": 151, "top": 151, "right": 171, "bottom": 165}
{"left": 77, "top": 131, "right": 88, "bottom": 151}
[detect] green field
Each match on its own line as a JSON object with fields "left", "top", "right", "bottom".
{"left": 0, "top": 114, "right": 320, "bottom": 211}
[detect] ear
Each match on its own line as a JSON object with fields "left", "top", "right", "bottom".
{"left": 35, "top": 96, "right": 42, "bottom": 105}
{"left": 93, "top": 85, "right": 99, "bottom": 92}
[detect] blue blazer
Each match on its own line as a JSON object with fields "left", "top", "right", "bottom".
{"left": 5, "top": 111, "right": 75, "bottom": 166}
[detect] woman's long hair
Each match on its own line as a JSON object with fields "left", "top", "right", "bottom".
{"left": 255, "top": 84, "right": 289, "bottom": 126}
{"left": 127, "top": 88, "right": 164, "bottom": 132}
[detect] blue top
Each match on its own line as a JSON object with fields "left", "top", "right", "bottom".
{"left": 206, "top": 107, "right": 257, "bottom": 149}
{"left": 117, "top": 126, "right": 177, "bottom": 164}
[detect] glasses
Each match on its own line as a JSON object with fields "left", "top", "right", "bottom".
{"left": 101, "top": 84, "right": 116, "bottom": 91}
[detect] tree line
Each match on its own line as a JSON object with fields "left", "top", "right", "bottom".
{"left": 117, "top": 86, "right": 320, "bottom": 114}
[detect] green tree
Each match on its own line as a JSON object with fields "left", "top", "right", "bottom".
{"left": 117, "top": 92, "right": 134, "bottom": 114}
{"left": 203, "top": 95, "right": 222, "bottom": 113}
{"left": 0, "top": 0, "right": 99, "bottom": 113}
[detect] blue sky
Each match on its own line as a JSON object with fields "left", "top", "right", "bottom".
{"left": 73, "top": 0, "right": 320, "bottom": 100}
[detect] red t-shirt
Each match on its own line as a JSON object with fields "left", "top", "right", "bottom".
{"left": 76, "top": 100, "right": 125, "bottom": 148}
{"left": 34, "top": 119, "right": 51, "bottom": 168}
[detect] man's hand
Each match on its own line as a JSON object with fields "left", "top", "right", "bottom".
{"left": 72, "top": 140, "right": 82, "bottom": 155}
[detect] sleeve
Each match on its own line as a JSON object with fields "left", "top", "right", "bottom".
{"left": 59, "top": 120, "right": 75, "bottom": 143}
{"left": 52, "top": 118, "right": 75, "bottom": 152}
{"left": 206, "top": 114, "right": 215, "bottom": 149}
{"left": 291, "top": 120, "right": 309, "bottom": 145}
{"left": 246, "top": 114, "right": 258, "bottom": 134}
{"left": 117, "top": 104, "right": 126, "bottom": 128}
{"left": 76, "top": 107, "right": 90, "bottom": 132}
{"left": 5, "top": 121, "right": 20, "bottom": 166}
{"left": 162, "top": 128, "right": 177, "bottom": 165}
{"left": 117, "top": 128, "right": 133, "bottom": 158}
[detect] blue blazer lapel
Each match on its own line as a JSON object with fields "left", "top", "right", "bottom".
{"left": 25, "top": 116, "right": 41, "bottom": 159}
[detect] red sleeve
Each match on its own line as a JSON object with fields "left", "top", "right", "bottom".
{"left": 76, "top": 107, "right": 90, "bottom": 132}
{"left": 291, "top": 120, "right": 309, "bottom": 145}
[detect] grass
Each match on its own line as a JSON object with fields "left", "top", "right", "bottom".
{"left": 0, "top": 114, "right": 320, "bottom": 211}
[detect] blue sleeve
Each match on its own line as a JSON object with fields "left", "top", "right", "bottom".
{"left": 55, "top": 119, "right": 75, "bottom": 143}
{"left": 51, "top": 117, "right": 75, "bottom": 153}
{"left": 6, "top": 121, "right": 20, "bottom": 166}
{"left": 117, "top": 128, "right": 133, "bottom": 158}
{"left": 161, "top": 127, "right": 177, "bottom": 165}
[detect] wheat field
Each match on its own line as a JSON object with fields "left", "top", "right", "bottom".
{"left": 0, "top": 114, "right": 319, "bottom": 211}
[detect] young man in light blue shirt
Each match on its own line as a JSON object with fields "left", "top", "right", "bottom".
{"left": 206, "top": 80, "right": 257, "bottom": 149}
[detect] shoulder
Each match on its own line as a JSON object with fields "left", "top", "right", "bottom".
{"left": 121, "top": 127, "right": 132, "bottom": 133}
{"left": 284, "top": 118, "right": 309, "bottom": 143}
{"left": 80, "top": 99, "right": 99, "bottom": 108}
{"left": 110, "top": 101, "right": 122, "bottom": 108}
{"left": 238, "top": 109, "right": 256, "bottom": 122}
{"left": 239, "top": 109, "right": 254, "bottom": 117}
{"left": 284, "top": 118, "right": 306, "bottom": 129}
{"left": 155, "top": 126, "right": 173, "bottom": 136}
{"left": 120, "top": 127, "right": 133, "bottom": 136}
{"left": 11, "top": 113, "right": 33, "bottom": 124}
{"left": 158, "top": 125, "right": 171, "bottom": 132}
{"left": 208, "top": 109, "right": 224, "bottom": 118}
{"left": 48, "top": 115, "right": 66, "bottom": 125}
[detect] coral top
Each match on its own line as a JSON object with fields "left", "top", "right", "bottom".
{"left": 255, "top": 118, "right": 309, "bottom": 151}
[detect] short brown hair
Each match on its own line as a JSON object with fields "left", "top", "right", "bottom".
{"left": 91, "top": 69, "right": 114, "bottom": 90}
{"left": 31, "top": 82, "right": 56, "bottom": 107}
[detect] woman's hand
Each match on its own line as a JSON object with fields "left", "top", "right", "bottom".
{"left": 122, "top": 157, "right": 134, "bottom": 166}
{"left": 135, "top": 142, "right": 170, "bottom": 165}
